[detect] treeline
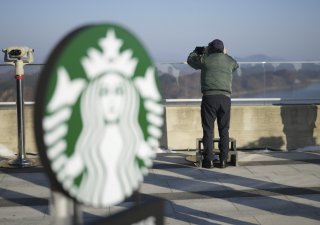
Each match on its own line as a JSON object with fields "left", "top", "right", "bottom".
{"left": 0, "top": 70, "right": 39, "bottom": 102}
{"left": 1, "top": 63, "right": 320, "bottom": 101}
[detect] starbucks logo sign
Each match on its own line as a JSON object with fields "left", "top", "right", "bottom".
{"left": 35, "top": 24, "right": 163, "bottom": 207}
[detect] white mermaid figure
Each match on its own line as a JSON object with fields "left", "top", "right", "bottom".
{"left": 43, "top": 30, "right": 163, "bottom": 207}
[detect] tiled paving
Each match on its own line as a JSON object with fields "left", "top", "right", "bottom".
{"left": 0, "top": 150, "right": 320, "bottom": 225}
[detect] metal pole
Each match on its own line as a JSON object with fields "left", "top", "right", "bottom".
{"left": 8, "top": 60, "right": 33, "bottom": 167}
{"left": 73, "top": 200, "right": 83, "bottom": 225}
{"left": 50, "top": 187, "right": 73, "bottom": 225}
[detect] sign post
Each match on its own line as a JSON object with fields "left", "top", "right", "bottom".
{"left": 34, "top": 24, "right": 164, "bottom": 224}
{"left": 49, "top": 184, "right": 83, "bottom": 225}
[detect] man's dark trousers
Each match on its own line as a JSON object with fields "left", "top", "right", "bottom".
{"left": 201, "top": 94, "right": 231, "bottom": 164}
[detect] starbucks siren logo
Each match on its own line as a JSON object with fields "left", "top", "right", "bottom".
{"left": 38, "top": 27, "right": 163, "bottom": 207}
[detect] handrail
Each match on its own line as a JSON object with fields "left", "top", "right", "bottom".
{"left": 156, "top": 60, "right": 320, "bottom": 65}
{"left": 1, "top": 98, "right": 319, "bottom": 107}
{"left": 0, "top": 63, "right": 45, "bottom": 66}
{"left": 0, "top": 102, "right": 35, "bottom": 107}
{"left": 1, "top": 61, "right": 320, "bottom": 66}
{"left": 164, "top": 98, "right": 320, "bottom": 105}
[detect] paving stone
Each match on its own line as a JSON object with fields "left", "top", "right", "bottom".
{"left": 141, "top": 174, "right": 172, "bottom": 194}
{"left": 284, "top": 194, "right": 320, "bottom": 208}
{"left": 202, "top": 215, "right": 260, "bottom": 225}
{"left": 0, "top": 205, "right": 48, "bottom": 220}
{"left": 200, "top": 166, "right": 256, "bottom": 180}
{"left": 1, "top": 185, "right": 49, "bottom": 199}
{"left": 268, "top": 174, "right": 320, "bottom": 188}
{"left": 246, "top": 164, "right": 299, "bottom": 175}
{"left": 0, "top": 217, "right": 51, "bottom": 225}
{"left": 173, "top": 198, "right": 239, "bottom": 216}
{"left": 0, "top": 151, "right": 320, "bottom": 225}
{"left": 231, "top": 195, "right": 300, "bottom": 216}
{"left": 218, "top": 175, "right": 281, "bottom": 191}
{"left": 289, "top": 164, "right": 320, "bottom": 175}
{"left": 167, "top": 178, "right": 226, "bottom": 193}
{"left": 140, "top": 182, "right": 173, "bottom": 194}
{"left": 152, "top": 167, "right": 207, "bottom": 180}
{"left": 255, "top": 214, "right": 320, "bottom": 225}
{"left": 164, "top": 217, "right": 191, "bottom": 225}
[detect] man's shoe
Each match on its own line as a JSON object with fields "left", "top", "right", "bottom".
{"left": 202, "top": 160, "right": 214, "bottom": 169}
{"left": 213, "top": 154, "right": 220, "bottom": 162}
{"left": 220, "top": 160, "right": 228, "bottom": 169}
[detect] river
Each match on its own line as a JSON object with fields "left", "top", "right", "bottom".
{"left": 240, "top": 83, "right": 320, "bottom": 99}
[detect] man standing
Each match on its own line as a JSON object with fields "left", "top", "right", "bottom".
{"left": 187, "top": 39, "right": 239, "bottom": 168}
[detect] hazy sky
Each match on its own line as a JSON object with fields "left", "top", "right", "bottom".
{"left": 1, "top": 0, "right": 320, "bottom": 63}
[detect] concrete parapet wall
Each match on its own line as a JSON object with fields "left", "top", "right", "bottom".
{"left": 0, "top": 104, "right": 319, "bottom": 154}
{"left": 162, "top": 104, "right": 320, "bottom": 151}
{"left": 0, "top": 105, "right": 36, "bottom": 154}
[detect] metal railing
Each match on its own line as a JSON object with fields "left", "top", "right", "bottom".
{"left": 1, "top": 61, "right": 320, "bottom": 105}
{"left": 157, "top": 60, "right": 320, "bottom": 105}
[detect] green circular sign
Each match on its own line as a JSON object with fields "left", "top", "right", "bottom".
{"left": 34, "top": 24, "right": 163, "bottom": 207}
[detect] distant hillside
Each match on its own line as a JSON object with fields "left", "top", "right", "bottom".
{"left": 235, "top": 54, "right": 285, "bottom": 62}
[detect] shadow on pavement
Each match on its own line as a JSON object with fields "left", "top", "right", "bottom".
{"left": 1, "top": 151, "right": 319, "bottom": 224}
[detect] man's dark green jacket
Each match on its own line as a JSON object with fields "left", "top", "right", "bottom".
{"left": 187, "top": 51, "right": 239, "bottom": 96}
